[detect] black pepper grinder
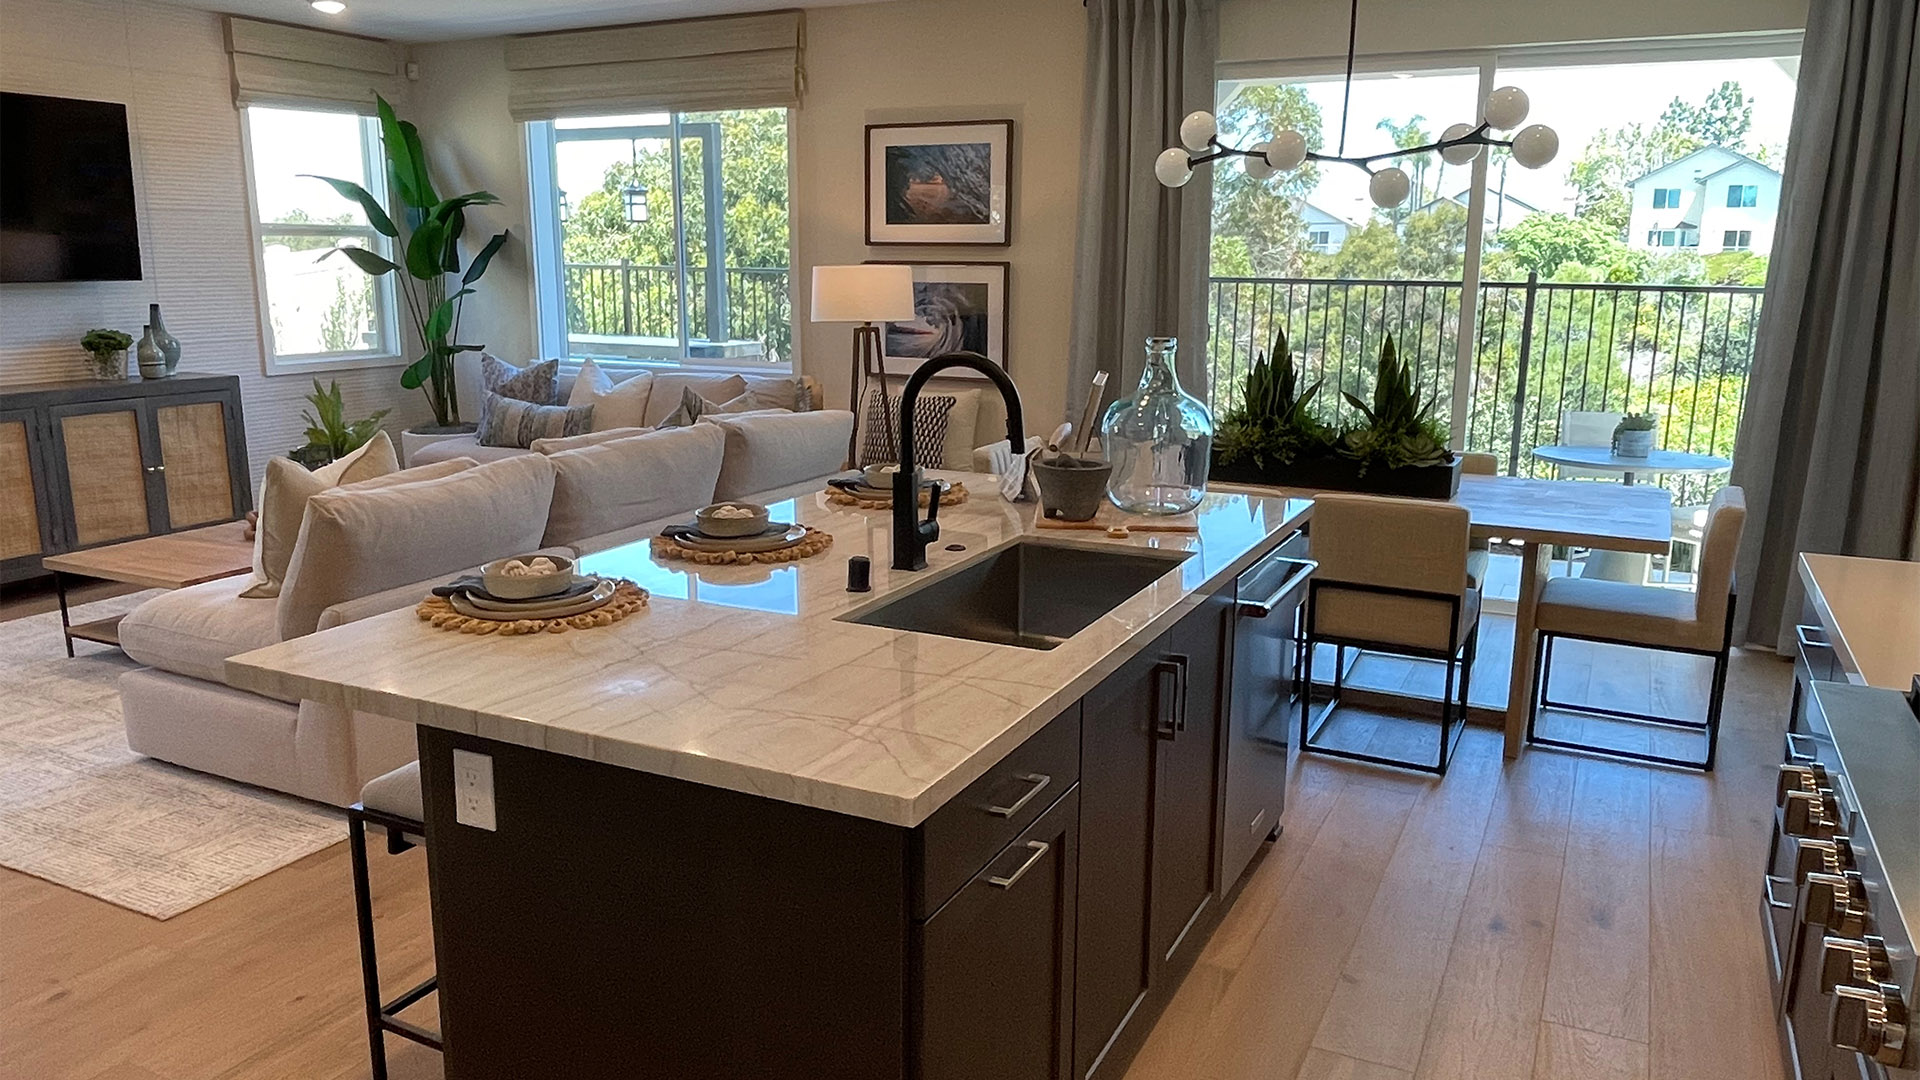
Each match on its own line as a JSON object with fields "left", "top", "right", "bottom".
{"left": 846, "top": 555, "right": 872, "bottom": 593}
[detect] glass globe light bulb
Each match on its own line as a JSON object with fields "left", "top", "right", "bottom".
{"left": 1510, "top": 124, "right": 1559, "bottom": 169}
{"left": 1439, "top": 122, "right": 1483, "bottom": 165}
{"left": 1484, "top": 86, "right": 1530, "bottom": 131}
{"left": 1154, "top": 147, "right": 1195, "bottom": 188}
{"left": 1178, "top": 111, "right": 1217, "bottom": 152}
{"left": 1369, "top": 167, "right": 1411, "bottom": 209}
{"left": 1267, "top": 130, "right": 1308, "bottom": 171}
{"left": 1243, "top": 144, "right": 1276, "bottom": 180}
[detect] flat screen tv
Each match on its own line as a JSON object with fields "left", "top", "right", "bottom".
{"left": 1, "top": 92, "right": 143, "bottom": 282}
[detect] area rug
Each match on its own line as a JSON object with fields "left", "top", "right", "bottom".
{"left": 0, "top": 593, "right": 343, "bottom": 919}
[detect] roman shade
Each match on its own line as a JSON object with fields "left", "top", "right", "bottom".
{"left": 504, "top": 10, "right": 805, "bottom": 122}
{"left": 224, "top": 16, "right": 404, "bottom": 113}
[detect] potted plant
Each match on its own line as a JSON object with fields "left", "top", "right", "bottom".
{"left": 81, "top": 329, "right": 133, "bottom": 380}
{"left": 1210, "top": 330, "right": 1463, "bottom": 498}
{"left": 290, "top": 379, "right": 390, "bottom": 470}
{"left": 1611, "top": 412, "right": 1658, "bottom": 458}
{"left": 310, "top": 95, "right": 509, "bottom": 435}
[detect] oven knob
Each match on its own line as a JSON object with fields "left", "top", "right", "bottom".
{"left": 1819, "top": 935, "right": 1891, "bottom": 993}
{"left": 1802, "top": 871, "right": 1868, "bottom": 936}
{"left": 1778, "top": 763, "right": 1830, "bottom": 805}
{"left": 1782, "top": 787, "right": 1841, "bottom": 838}
{"left": 1831, "top": 982, "right": 1911, "bottom": 1068}
{"left": 1794, "top": 837, "right": 1847, "bottom": 883}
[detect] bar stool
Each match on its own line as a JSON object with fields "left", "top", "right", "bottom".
{"left": 1302, "top": 493, "right": 1481, "bottom": 774}
{"left": 1525, "top": 486, "right": 1746, "bottom": 770}
{"left": 348, "top": 761, "right": 442, "bottom": 1079}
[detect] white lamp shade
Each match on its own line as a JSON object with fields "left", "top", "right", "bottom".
{"left": 811, "top": 264, "right": 916, "bottom": 323}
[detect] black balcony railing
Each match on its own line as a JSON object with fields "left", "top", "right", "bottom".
{"left": 1207, "top": 273, "right": 1764, "bottom": 506}
{"left": 563, "top": 262, "right": 792, "bottom": 362}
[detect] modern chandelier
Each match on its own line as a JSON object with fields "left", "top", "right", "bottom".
{"left": 1153, "top": 0, "right": 1560, "bottom": 207}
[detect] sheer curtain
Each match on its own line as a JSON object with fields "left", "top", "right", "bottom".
{"left": 1067, "top": 0, "right": 1218, "bottom": 424}
{"left": 1731, "top": 0, "right": 1919, "bottom": 649}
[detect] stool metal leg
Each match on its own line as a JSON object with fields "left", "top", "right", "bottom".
{"left": 348, "top": 809, "right": 391, "bottom": 1080}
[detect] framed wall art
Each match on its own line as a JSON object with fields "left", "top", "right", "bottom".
{"left": 865, "top": 120, "right": 1013, "bottom": 245}
{"left": 866, "top": 260, "right": 1009, "bottom": 376}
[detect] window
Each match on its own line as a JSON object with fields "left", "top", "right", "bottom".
{"left": 528, "top": 109, "right": 794, "bottom": 371}
{"left": 244, "top": 106, "right": 398, "bottom": 370}
{"left": 1309, "top": 228, "right": 1332, "bottom": 249}
{"left": 1727, "top": 183, "right": 1758, "bottom": 208}
{"left": 1652, "top": 187, "right": 1683, "bottom": 209}
{"left": 1680, "top": 230, "right": 1701, "bottom": 248}
{"left": 1723, "top": 229, "right": 1753, "bottom": 250}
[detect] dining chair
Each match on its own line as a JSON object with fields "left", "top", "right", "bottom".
{"left": 1556, "top": 410, "right": 1624, "bottom": 480}
{"left": 1459, "top": 451, "right": 1499, "bottom": 591}
{"left": 1524, "top": 485, "right": 1746, "bottom": 770}
{"left": 348, "top": 761, "right": 442, "bottom": 1080}
{"left": 1302, "top": 493, "right": 1479, "bottom": 774}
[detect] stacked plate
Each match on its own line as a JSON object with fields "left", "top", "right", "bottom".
{"left": 439, "top": 575, "right": 618, "bottom": 621}
{"left": 661, "top": 521, "right": 810, "bottom": 555}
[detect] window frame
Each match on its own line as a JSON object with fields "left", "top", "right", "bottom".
{"left": 524, "top": 109, "right": 799, "bottom": 377}
{"left": 1727, "top": 183, "right": 1758, "bottom": 208}
{"left": 240, "top": 105, "right": 404, "bottom": 376}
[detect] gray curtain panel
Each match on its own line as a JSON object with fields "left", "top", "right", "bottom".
{"left": 1730, "top": 0, "right": 1920, "bottom": 650}
{"left": 1067, "top": 0, "right": 1219, "bottom": 427}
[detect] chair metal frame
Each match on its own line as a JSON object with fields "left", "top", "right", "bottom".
{"left": 1524, "top": 590, "right": 1737, "bottom": 771}
{"left": 1300, "top": 578, "right": 1478, "bottom": 775}
{"left": 347, "top": 802, "right": 442, "bottom": 1080}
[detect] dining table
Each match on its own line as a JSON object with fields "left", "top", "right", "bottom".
{"left": 1209, "top": 472, "right": 1674, "bottom": 758}
{"left": 1529, "top": 445, "right": 1732, "bottom": 486}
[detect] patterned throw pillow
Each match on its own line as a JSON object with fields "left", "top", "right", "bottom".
{"left": 656, "top": 385, "right": 771, "bottom": 428}
{"left": 479, "top": 392, "right": 593, "bottom": 448}
{"left": 859, "top": 386, "right": 955, "bottom": 468}
{"left": 479, "top": 356, "right": 559, "bottom": 430}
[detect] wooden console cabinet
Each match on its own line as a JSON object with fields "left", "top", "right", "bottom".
{"left": 1, "top": 374, "right": 250, "bottom": 584}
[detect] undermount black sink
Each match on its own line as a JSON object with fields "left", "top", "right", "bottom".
{"left": 842, "top": 539, "right": 1191, "bottom": 650}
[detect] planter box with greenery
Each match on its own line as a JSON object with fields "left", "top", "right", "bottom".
{"left": 1210, "top": 328, "right": 1462, "bottom": 499}
{"left": 288, "top": 379, "right": 390, "bottom": 470}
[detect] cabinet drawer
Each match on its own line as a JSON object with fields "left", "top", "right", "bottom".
{"left": 913, "top": 703, "right": 1081, "bottom": 920}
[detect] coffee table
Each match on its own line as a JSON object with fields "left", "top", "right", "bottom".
{"left": 40, "top": 520, "right": 255, "bottom": 657}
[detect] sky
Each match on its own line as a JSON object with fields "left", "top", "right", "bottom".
{"left": 1225, "top": 54, "right": 1799, "bottom": 227}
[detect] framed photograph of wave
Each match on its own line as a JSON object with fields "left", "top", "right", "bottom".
{"left": 868, "top": 261, "right": 1009, "bottom": 376}
{"left": 865, "top": 120, "right": 1013, "bottom": 245}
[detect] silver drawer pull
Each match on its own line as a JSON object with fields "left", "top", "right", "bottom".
{"left": 987, "top": 840, "right": 1050, "bottom": 890}
{"left": 1795, "top": 624, "right": 1830, "bottom": 650}
{"left": 1249, "top": 809, "right": 1269, "bottom": 834}
{"left": 1238, "top": 557, "right": 1317, "bottom": 618}
{"left": 985, "top": 773, "right": 1051, "bottom": 818}
{"left": 1786, "top": 732, "right": 1820, "bottom": 764}
{"left": 1763, "top": 874, "right": 1795, "bottom": 910}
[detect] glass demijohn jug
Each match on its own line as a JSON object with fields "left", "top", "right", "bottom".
{"left": 1102, "top": 337, "right": 1215, "bottom": 514}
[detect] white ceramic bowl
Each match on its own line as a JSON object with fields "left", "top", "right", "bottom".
{"left": 863, "top": 462, "right": 901, "bottom": 488}
{"left": 694, "top": 502, "right": 770, "bottom": 538}
{"left": 481, "top": 554, "right": 576, "bottom": 600}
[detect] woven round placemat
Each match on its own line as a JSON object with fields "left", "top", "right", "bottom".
{"left": 650, "top": 525, "right": 834, "bottom": 565}
{"left": 825, "top": 480, "right": 970, "bottom": 510}
{"left": 415, "top": 578, "right": 649, "bottom": 635}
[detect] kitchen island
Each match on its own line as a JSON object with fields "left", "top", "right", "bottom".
{"left": 227, "top": 476, "right": 1313, "bottom": 1080}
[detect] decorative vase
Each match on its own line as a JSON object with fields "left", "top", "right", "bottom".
{"left": 1612, "top": 427, "right": 1655, "bottom": 458}
{"left": 136, "top": 326, "right": 167, "bottom": 379}
{"left": 85, "top": 349, "right": 127, "bottom": 381}
{"left": 1102, "top": 337, "right": 1215, "bottom": 515}
{"left": 148, "top": 303, "right": 181, "bottom": 375}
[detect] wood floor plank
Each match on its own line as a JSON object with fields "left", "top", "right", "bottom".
{"left": 1541, "top": 758, "right": 1651, "bottom": 1043}
{"left": 1532, "top": 1022, "right": 1648, "bottom": 1080}
{"left": 1411, "top": 844, "right": 1565, "bottom": 1080}
{"left": 1480, "top": 747, "right": 1577, "bottom": 858}
{"left": 1297, "top": 1047, "right": 1415, "bottom": 1080}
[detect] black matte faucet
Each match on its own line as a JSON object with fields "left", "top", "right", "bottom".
{"left": 892, "top": 351, "right": 1025, "bottom": 571}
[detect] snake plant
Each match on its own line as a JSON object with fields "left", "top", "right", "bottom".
{"left": 1338, "top": 336, "right": 1452, "bottom": 474}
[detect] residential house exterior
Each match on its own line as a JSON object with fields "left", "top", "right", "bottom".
{"left": 1626, "top": 145, "right": 1781, "bottom": 255}
{"left": 1417, "top": 188, "right": 1540, "bottom": 237}
{"left": 1301, "top": 202, "right": 1357, "bottom": 253}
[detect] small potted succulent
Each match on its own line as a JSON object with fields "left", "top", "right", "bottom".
{"left": 81, "top": 329, "right": 133, "bottom": 380}
{"left": 1612, "top": 412, "right": 1658, "bottom": 458}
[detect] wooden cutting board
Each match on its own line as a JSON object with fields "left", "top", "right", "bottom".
{"left": 1034, "top": 501, "right": 1199, "bottom": 533}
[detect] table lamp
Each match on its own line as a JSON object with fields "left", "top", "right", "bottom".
{"left": 811, "top": 264, "right": 916, "bottom": 466}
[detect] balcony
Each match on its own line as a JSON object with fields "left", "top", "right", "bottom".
{"left": 1206, "top": 272, "right": 1763, "bottom": 510}
{"left": 563, "top": 261, "right": 792, "bottom": 366}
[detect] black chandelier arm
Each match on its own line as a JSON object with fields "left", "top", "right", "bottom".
{"left": 1185, "top": 123, "right": 1514, "bottom": 173}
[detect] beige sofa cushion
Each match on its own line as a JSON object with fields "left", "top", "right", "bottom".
{"left": 642, "top": 373, "right": 747, "bottom": 426}
{"left": 121, "top": 576, "right": 286, "bottom": 692}
{"left": 541, "top": 424, "right": 726, "bottom": 548}
{"left": 530, "top": 426, "right": 651, "bottom": 454}
{"left": 566, "top": 359, "right": 655, "bottom": 432}
{"left": 408, "top": 437, "right": 530, "bottom": 465}
{"left": 709, "top": 410, "right": 855, "bottom": 501}
{"left": 277, "top": 454, "right": 557, "bottom": 640}
{"left": 242, "top": 432, "right": 401, "bottom": 599}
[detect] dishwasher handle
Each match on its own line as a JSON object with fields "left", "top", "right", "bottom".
{"left": 1238, "top": 557, "right": 1317, "bottom": 618}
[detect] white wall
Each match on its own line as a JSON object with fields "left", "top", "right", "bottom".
{"left": 0, "top": 0, "right": 430, "bottom": 483}
{"left": 1218, "top": 0, "right": 1809, "bottom": 66}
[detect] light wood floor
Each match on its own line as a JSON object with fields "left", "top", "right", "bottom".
{"left": 1, "top": 628, "right": 1791, "bottom": 1080}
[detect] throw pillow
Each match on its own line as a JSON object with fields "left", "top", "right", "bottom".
{"left": 241, "top": 431, "right": 400, "bottom": 599}
{"left": 479, "top": 355, "right": 559, "bottom": 430}
{"left": 642, "top": 373, "right": 748, "bottom": 426}
{"left": 858, "top": 386, "right": 956, "bottom": 468}
{"left": 736, "top": 373, "right": 808, "bottom": 412}
{"left": 479, "top": 392, "right": 594, "bottom": 448}
{"left": 655, "top": 385, "right": 764, "bottom": 428}
{"left": 566, "top": 358, "right": 655, "bottom": 432}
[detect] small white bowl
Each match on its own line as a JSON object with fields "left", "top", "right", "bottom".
{"left": 482, "top": 554, "right": 576, "bottom": 600}
{"left": 863, "top": 462, "right": 901, "bottom": 488}
{"left": 694, "top": 501, "right": 770, "bottom": 538}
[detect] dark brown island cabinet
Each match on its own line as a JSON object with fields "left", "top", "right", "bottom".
{"left": 414, "top": 533, "right": 1306, "bottom": 1080}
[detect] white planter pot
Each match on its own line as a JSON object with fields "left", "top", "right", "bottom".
{"left": 401, "top": 426, "right": 477, "bottom": 467}
{"left": 1612, "top": 429, "right": 1655, "bottom": 458}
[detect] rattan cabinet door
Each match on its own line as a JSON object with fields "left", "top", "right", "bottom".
{"left": 48, "top": 401, "right": 160, "bottom": 547}
{"left": 0, "top": 410, "right": 55, "bottom": 566}
{"left": 152, "top": 395, "right": 237, "bottom": 529}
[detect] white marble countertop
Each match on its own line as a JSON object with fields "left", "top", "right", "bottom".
{"left": 1798, "top": 553, "right": 1920, "bottom": 690}
{"left": 226, "top": 475, "right": 1311, "bottom": 827}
